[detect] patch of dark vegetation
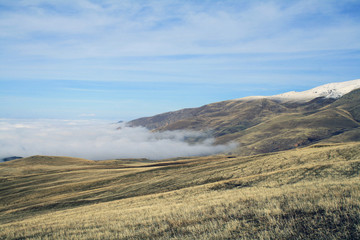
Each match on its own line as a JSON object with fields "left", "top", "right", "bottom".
{"left": 1, "top": 156, "right": 22, "bottom": 162}
{"left": 310, "top": 144, "right": 337, "bottom": 148}
{"left": 215, "top": 123, "right": 250, "bottom": 137}
{"left": 210, "top": 180, "right": 253, "bottom": 190}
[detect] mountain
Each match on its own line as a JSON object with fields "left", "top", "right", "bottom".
{"left": 129, "top": 79, "right": 360, "bottom": 155}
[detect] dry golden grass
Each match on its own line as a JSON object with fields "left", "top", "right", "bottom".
{"left": 1, "top": 142, "right": 360, "bottom": 239}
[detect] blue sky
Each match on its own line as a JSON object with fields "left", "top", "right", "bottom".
{"left": 1, "top": 0, "right": 360, "bottom": 121}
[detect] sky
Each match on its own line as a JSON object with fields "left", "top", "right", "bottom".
{"left": 1, "top": 0, "right": 360, "bottom": 121}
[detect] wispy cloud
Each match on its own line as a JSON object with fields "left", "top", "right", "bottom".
{"left": 0, "top": 119, "right": 236, "bottom": 160}
{"left": 1, "top": 0, "right": 359, "bottom": 59}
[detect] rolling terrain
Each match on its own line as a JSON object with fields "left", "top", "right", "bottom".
{"left": 1, "top": 79, "right": 360, "bottom": 239}
{"left": 1, "top": 142, "right": 360, "bottom": 239}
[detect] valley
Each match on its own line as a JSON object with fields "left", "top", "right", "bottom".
{"left": 1, "top": 79, "right": 360, "bottom": 239}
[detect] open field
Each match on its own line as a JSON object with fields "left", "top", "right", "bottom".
{"left": 1, "top": 142, "right": 360, "bottom": 239}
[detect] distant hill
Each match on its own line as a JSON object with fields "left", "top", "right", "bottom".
{"left": 129, "top": 79, "right": 360, "bottom": 155}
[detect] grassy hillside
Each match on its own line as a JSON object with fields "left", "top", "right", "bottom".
{"left": 1, "top": 142, "right": 360, "bottom": 239}
{"left": 129, "top": 98, "right": 293, "bottom": 133}
{"left": 331, "top": 88, "right": 360, "bottom": 121}
{"left": 219, "top": 108, "right": 360, "bottom": 155}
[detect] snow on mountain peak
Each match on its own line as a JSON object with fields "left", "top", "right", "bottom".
{"left": 238, "top": 79, "right": 360, "bottom": 103}
{"left": 272, "top": 79, "right": 360, "bottom": 102}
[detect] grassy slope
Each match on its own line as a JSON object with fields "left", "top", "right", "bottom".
{"left": 129, "top": 90, "right": 360, "bottom": 156}
{"left": 218, "top": 107, "right": 360, "bottom": 155}
{"left": 1, "top": 142, "right": 360, "bottom": 239}
{"left": 130, "top": 98, "right": 291, "bottom": 133}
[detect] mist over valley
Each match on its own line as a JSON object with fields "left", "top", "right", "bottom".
{"left": 0, "top": 119, "right": 236, "bottom": 161}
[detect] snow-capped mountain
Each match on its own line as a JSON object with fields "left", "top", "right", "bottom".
{"left": 240, "top": 79, "right": 360, "bottom": 102}
{"left": 129, "top": 78, "right": 360, "bottom": 156}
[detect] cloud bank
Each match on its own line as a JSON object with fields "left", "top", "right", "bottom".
{"left": 0, "top": 119, "right": 236, "bottom": 161}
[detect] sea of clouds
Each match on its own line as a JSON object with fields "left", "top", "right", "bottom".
{"left": 0, "top": 119, "right": 236, "bottom": 161}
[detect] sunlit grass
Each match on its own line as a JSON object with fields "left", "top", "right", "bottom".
{"left": 1, "top": 142, "right": 359, "bottom": 239}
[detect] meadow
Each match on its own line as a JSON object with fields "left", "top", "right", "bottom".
{"left": 1, "top": 142, "right": 359, "bottom": 239}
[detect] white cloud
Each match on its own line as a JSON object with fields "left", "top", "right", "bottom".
{"left": 0, "top": 119, "right": 236, "bottom": 160}
{"left": 0, "top": 0, "right": 359, "bottom": 91}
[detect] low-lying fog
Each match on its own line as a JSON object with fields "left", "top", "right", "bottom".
{"left": 0, "top": 119, "right": 236, "bottom": 161}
